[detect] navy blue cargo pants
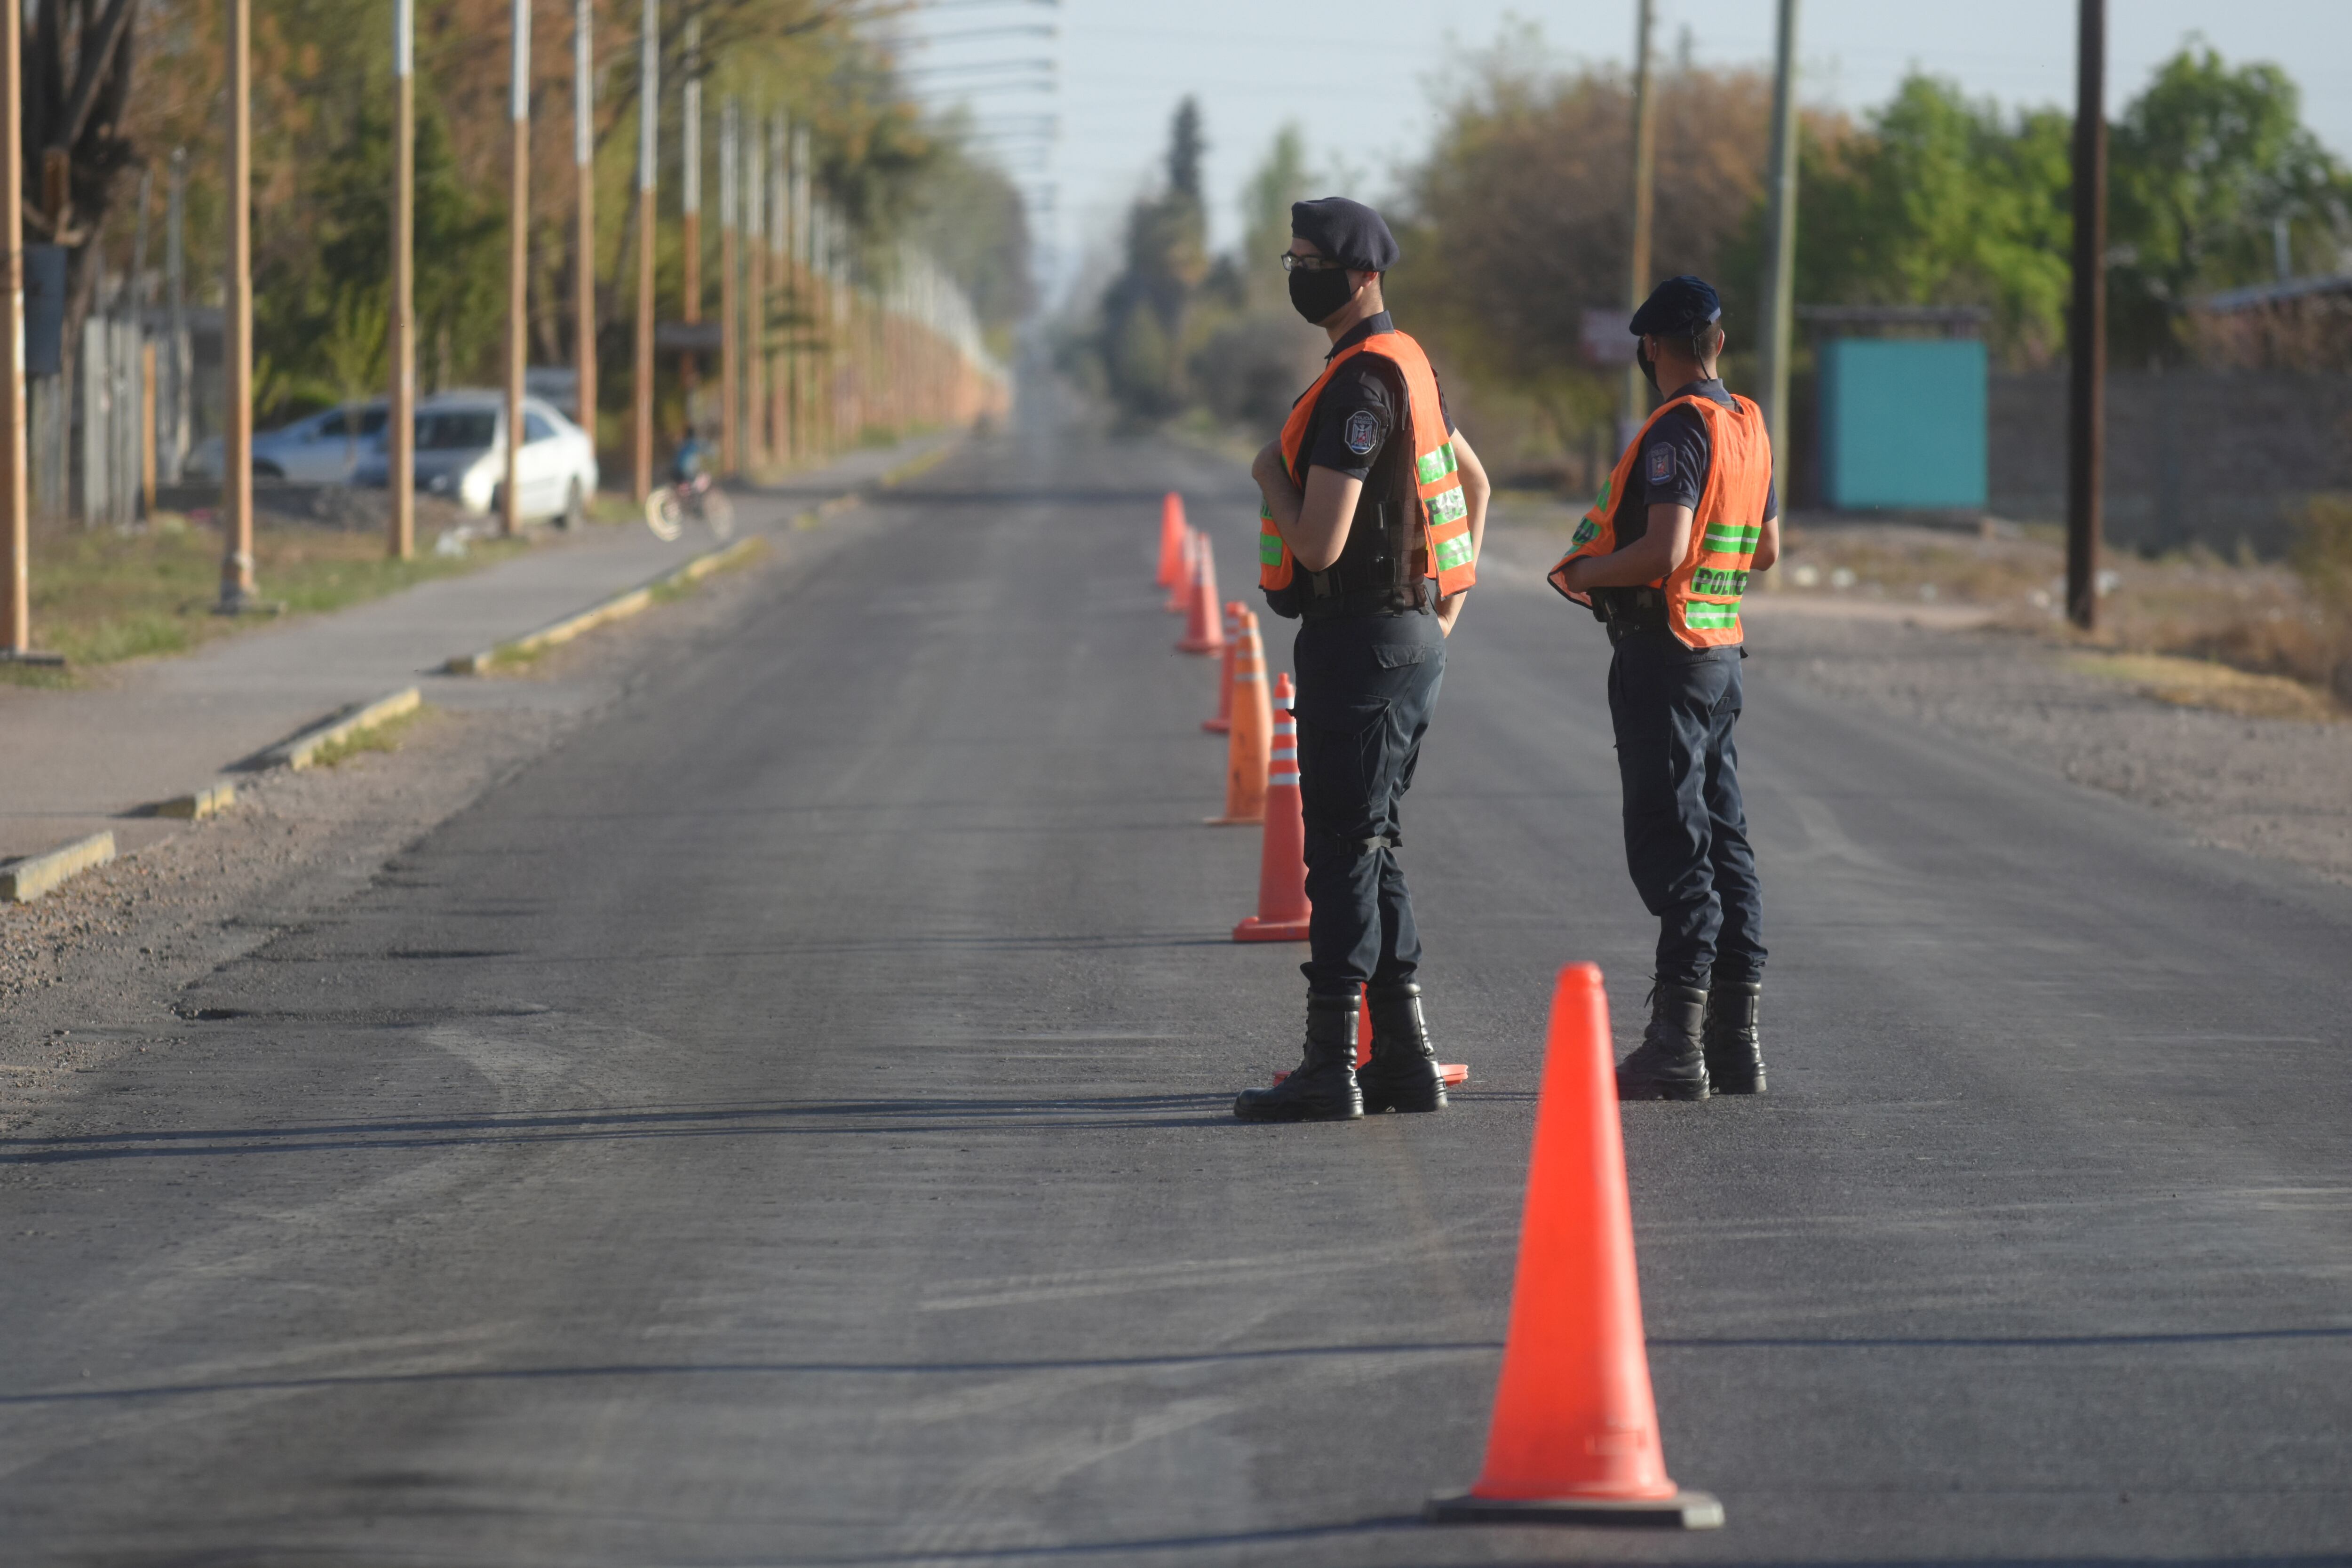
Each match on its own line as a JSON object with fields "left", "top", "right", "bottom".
{"left": 1292, "top": 611, "right": 1446, "bottom": 999}
{"left": 1606, "top": 629, "right": 1766, "bottom": 989}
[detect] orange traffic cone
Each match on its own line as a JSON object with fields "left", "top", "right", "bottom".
{"left": 1156, "top": 493, "right": 1188, "bottom": 588}
{"left": 1426, "top": 963, "right": 1722, "bottom": 1528}
{"left": 1233, "top": 674, "right": 1310, "bottom": 941}
{"left": 1176, "top": 536, "right": 1225, "bottom": 654}
{"left": 1164, "top": 528, "right": 1195, "bottom": 613}
{"left": 1203, "top": 601, "right": 1246, "bottom": 733}
{"left": 1209, "top": 610, "right": 1272, "bottom": 824}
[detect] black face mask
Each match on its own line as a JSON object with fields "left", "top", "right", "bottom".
{"left": 1636, "top": 338, "right": 1659, "bottom": 394}
{"left": 1289, "top": 266, "right": 1357, "bottom": 326}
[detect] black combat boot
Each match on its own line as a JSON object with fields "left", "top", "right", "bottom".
{"left": 1234, "top": 995, "right": 1364, "bottom": 1122}
{"left": 1701, "top": 979, "right": 1765, "bottom": 1095}
{"left": 1614, "top": 982, "right": 1710, "bottom": 1101}
{"left": 1358, "top": 982, "right": 1447, "bottom": 1114}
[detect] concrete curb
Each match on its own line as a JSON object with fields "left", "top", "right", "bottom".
{"left": 156, "top": 783, "right": 238, "bottom": 820}
{"left": 259, "top": 687, "right": 424, "bottom": 771}
{"left": 445, "top": 535, "right": 768, "bottom": 675}
{"left": 2, "top": 831, "right": 117, "bottom": 903}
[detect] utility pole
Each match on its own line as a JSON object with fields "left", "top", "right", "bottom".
{"left": 744, "top": 111, "right": 764, "bottom": 469}
{"left": 1621, "top": 0, "right": 1658, "bottom": 448}
{"left": 719, "top": 97, "right": 738, "bottom": 474}
{"left": 633, "top": 0, "right": 657, "bottom": 503}
{"left": 791, "top": 122, "right": 810, "bottom": 460}
{"left": 389, "top": 0, "right": 415, "bottom": 560}
{"left": 0, "top": 0, "right": 30, "bottom": 656}
{"left": 1756, "top": 0, "right": 1800, "bottom": 486}
{"left": 217, "top": 0, "right": 256, "bottom": 613}
{"left": 2066, "top": 0, "right": 2106, "bottom": 631}
{"left": 167, "top": 148, "right": 187, "bottom": 483}
{"left": 502, "top": 0, "right": 530, "bottom": 538}
{"left": 768, "top": 113, "right": 786, "bottom": 465}
{"left": 679, "top": 21, "right": 700, "bottom": 416}
{"left": 574, "top": 0, "right": 596, "bottom": 442}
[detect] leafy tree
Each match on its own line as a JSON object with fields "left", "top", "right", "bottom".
{"left": 1393, "top": 37, "right": 1772, "bottom": 456}
{"left": 1768, "top": 76, "right": 2072, "bottom": 366}
{"left": 2108, "top": 45, "right": 2351, "bottom": 362}
{"left": 1184, "top": 122, "right": 1325, "bottom": 429}
{"left": 1097, "top": 98, "right": 1210, "bottom": 418}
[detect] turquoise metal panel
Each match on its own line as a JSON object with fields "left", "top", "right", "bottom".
{"left": 1819, "top": 338, "right": 1987, "bottom": 509}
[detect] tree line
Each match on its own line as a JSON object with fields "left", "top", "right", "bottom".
{"left": 60, "top": 0, "right": 1029, "bottom": 433}
{"left": 1079, "top": 31, "right": 2350, "bottom": 470}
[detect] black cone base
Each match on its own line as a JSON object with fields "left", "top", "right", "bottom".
{"left": 1425, "top": 1488, "right": 1724, "bottom": 1528}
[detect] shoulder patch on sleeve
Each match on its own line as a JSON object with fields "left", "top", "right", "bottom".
{"left": 1343, "top": 409, "right": 1380, "bottom": 456}
{"left": 1646, "top": 442, "right": 1674, "bottom": 485}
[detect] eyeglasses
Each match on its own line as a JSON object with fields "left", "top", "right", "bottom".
{"left": 1279, "top": 253, "right": 1343, "bottom": 274}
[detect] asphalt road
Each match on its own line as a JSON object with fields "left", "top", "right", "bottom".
{"left": 4, "top": 399, "right": 2350, "bottom": 1566}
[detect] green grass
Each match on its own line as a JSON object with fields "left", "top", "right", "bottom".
{"left": 3, "top": 517, "right": 525, "bottom": 684}
{"left": 306, "top": 704, "right": 429, "bottom": 767}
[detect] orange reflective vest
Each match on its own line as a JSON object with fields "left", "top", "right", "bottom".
{"left": 1549, "top": 390, "right": 1771, "bottom": 648}
{"left": 1257, "top": 330, "right": 1477, "bottom": 599}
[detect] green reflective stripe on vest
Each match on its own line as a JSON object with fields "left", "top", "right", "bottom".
{"left": 1592, "top": 475, "right": 1613, "bottom": 516}
{"left": 1427, "top": 484, "right": 1468, "bottom": 525}
{"left": 1433, "top": 531, "right": 1476, "bottom": 574}
{"left": 1259, "top": 531, "right": 1286, "bottom": 567}
{"left": 1702, "top": 523, "right": 1761, "bottom": 555}
{"left": 1683, "top": 600, "right": 1741, "bottom": 630}
{"left": 1416, "top": 442, "right": 1458, "bottom": 487}
{"left": 1570, "top": 516, "right": 1600, "bottom": 549}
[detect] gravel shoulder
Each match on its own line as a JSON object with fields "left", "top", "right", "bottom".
{"left": 1484, "top": 522, "right": 2352, "bottom": 886}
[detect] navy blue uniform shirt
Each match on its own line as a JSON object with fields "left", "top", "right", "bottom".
{"left": 1299, "top": 312, "right": 1456, "bottom": 485}
{"left": 1612, "top": 379, "right": 1777, "bottom": 547}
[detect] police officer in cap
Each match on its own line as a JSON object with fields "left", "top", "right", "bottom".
{"left": 1548, "top": 275, "right": 1777, "bottom": 1101}
{"left": 1233, "top": 196, "right": 1491, "bottom": 1122}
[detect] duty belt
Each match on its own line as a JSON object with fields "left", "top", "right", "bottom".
{"left": 1597, "top": 586, "right": 1669, "bottom": 645}
{"left": 1299, "top": 579, "right": 1436, "bottom": 621}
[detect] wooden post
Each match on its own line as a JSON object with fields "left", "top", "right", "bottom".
{"left": 389, "top": 0, "right": 415, "bottom": 559}
{"left": 140, "top": 339, "right": 156, "bottom": 516}
{"left": 632, "top": 0, "right": 657, "bottom": 503}
{"left": 1621, "top": 0, "right": 1657, "bottom": 447}
{"left": 0, "top": 0, "right": 28, "bottom": 653}
{"left": 719, "top": 97, "right": 738, "bottom": 474}
{"left": 790, "top": 123, "right": 809, "bottom": 460}
{"left": 744, "top": 110, "right": 764, "bottom": 470}
{"left": 502, "top": 0, "right": 529, "bottom": 538}
{"left": 217, "top": 0, "right": 256, "bottom": 612}
{"left": 1755, "top": 0, "right": 1800, "bottom": 489}
{"left": 679, "top": 20, "right": 699, "bottom": 410}
{"left": 573, "top": 0, "right": 596, "bottom": 444}
{"left": 767, "top": 113, "right": 786, "bottom": 466}
{"left": 2066, "top": 0, "right": 2106, "bottom": 631}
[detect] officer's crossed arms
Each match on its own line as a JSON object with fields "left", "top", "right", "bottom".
{"left": 1548, "top": 318, "right": 1778, "bottom": 605}
{"left": 1249, "top": 233, "right": 1493, "bottom": 639}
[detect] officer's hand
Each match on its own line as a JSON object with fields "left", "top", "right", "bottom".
{"left": 1437, "top": 591, "right": 1467, "bottom": 637}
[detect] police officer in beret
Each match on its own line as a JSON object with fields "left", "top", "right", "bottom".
{"left": 1234, "top": 196, "right": 1492, "bottom": 1122}
{"left": 1547, "top": 275, "right": 1777, "bottom": 1101}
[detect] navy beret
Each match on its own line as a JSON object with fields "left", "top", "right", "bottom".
{"left": 1630, "top": 275, "right": 1723, "bottom": 336}
{"left": 1290, "top": 197, "right": 1399, "bottom": 273}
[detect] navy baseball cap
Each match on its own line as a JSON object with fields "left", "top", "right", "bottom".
{"left": 1290, "top": 197, "right": 1400, "bottom": 273}
{"left": 1630, "top": 275, "right": 1723, "bottom": 336}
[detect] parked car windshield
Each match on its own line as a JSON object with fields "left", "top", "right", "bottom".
{"left": 417, "top": 410, "right": 496, "bottom": 451}
{"left": 316, "top": 408, "right": 389, "bottom": 438}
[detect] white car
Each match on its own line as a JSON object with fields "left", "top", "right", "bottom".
{"left": 354, "top": 390, "right": 600, "bottom": 524}
{"left": 183, "top": 400, "right": 392, "bottom": 483}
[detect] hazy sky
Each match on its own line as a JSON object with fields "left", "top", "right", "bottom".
{"left": 897, "top": 0, "right": 2352, "bottom": 302}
